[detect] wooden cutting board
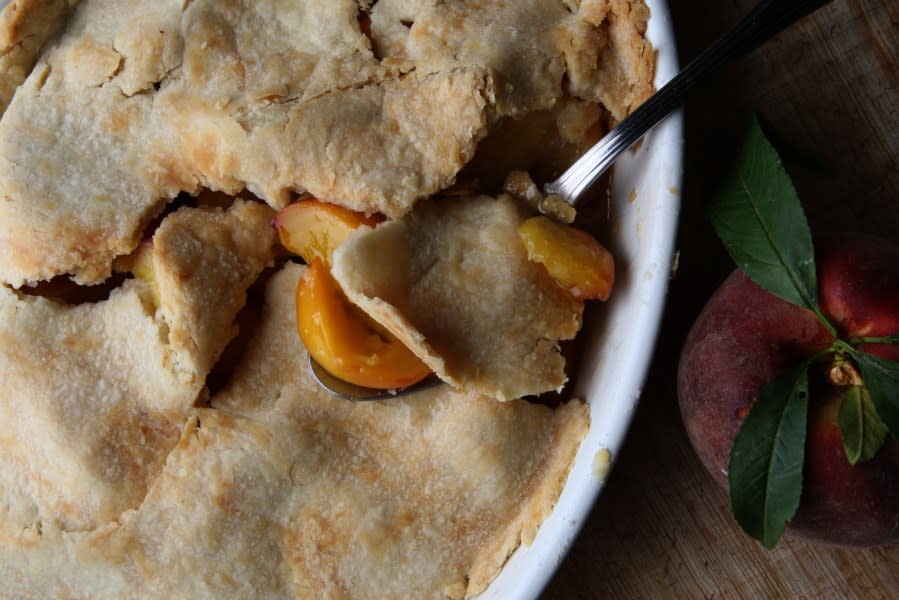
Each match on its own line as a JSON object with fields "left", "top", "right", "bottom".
{"left": 544, "top": 0, "right": 899, "bottom": 597}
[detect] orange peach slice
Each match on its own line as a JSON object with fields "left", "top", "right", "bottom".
{"left": 273, "top": 198, "right": 382, "bottom": 264}
{"left": 296, "top": 257, "right": 432, "bottom": 390}
{"left": 518, "top": 216, "right": 615, "bottom": 301}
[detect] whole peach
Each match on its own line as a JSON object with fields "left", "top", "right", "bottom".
{"left": 677, "top": 233, "right": 899, "bottom": 546}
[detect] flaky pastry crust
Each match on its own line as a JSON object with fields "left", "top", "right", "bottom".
{"left": 2, "top": 264, "right": 589, "bottom": 599}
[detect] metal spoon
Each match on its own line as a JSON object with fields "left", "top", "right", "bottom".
{"left": 311, "top": 0, "right": 835, "bottom": 400}
{"left": 308, "top": 356, "right": 442, "bottom": 401}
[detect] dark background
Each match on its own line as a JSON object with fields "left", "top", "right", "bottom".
{"left": 544, "top": 0, "right": 899, "bottom": 597}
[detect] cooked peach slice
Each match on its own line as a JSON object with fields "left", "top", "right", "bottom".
{"left": 113, "top": 241, "right": 160, "bottom": 307}
{"left": 296, "top": 258, "right": 432, "bottom": 390}
{"left": 276, "top": 199, "right": 428, "bottom": 388}
{"left": 518, "top": 216, "right": 614, "bottom": 301}
{"left": 273, "top": 198, "right": 382, "bottom": 264}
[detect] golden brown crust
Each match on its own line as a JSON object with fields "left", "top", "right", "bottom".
{"left": 0, "top": 0, "right": 492, "bottom": 286}
{"left": 371, "top": 0, "right": 570, "bottom": 118}
{"left": 0, "top": 0, "right": 76, "bottom": 48}
{"left": 562, "top": 0, "right": 656, "bottom": 120}
{"left": 151, "top": 200, "right": 277, "bottom": 380}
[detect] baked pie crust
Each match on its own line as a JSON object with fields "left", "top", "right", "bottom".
{"left": 333, "top": 194, "right": 584, "bottom": 401}
{"left": 3, "top": 264, "right": 590, "bottom": 598}
{"left": 0, "top": 0, "right": 654, "bottom": 597}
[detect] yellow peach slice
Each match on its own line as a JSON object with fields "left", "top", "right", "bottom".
{"left": 273, "top": 198, "right": 382, "bottom": 264}
{"left": 113, "top": 241, "right": 160, "bottom": 307}
{"left": 296, "top": 257, "right": 432, "bottom": 390}
{"left": 518, "top": 216, "right": 615, "bottom": 301}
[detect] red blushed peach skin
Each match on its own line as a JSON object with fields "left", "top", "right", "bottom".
{"left": 677, "top": 270, "right": 834, "bottom": 487}
{"left": 791, "top": 386, "right": 899, "bottom": 546}
{"left": 817, "top": 233, "right": 899, "bottom": 363}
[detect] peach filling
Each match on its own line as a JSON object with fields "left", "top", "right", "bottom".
{"left": 518, "top": 216, "right": 615, "bottom": 301}
{"left": 296, "top": 257, "right": 432, "bottom": 389}
{"left": 273, "top": 198, "right": 430, "bottom": 389}
{"left": 114, "top": 240, "right": 160, "bottom": 308}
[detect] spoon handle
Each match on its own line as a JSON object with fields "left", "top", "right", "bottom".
{"left": 544, "top": 0, "right": 835, "bottom": 205}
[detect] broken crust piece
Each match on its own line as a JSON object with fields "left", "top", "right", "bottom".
{"left": 332, "top": 194, "right": 583, "bottom": 401}
{"left": 0, "top": 200, "right": 276, "bottom": 533}
{"left": 151, "top": 201, "right": 277, "bottom": 379}
{"left": 0, "top": 262, "right": 590, "bottom": 599}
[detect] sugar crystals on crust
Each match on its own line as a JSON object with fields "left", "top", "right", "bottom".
{"left": 1, "top": 263, "right": 590, "bottom": 600}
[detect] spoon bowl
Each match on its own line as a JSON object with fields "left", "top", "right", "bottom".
{"left": 308, "top": 355, "right": 441, "bottom": 401}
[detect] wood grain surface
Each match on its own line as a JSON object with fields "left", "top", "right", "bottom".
{"left": 543, "top": 0, "right": 899, "bottom": 598}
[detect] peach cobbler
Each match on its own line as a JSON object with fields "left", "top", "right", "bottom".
{"left": 0, "top": 0, "right": 653, "bottom": 597}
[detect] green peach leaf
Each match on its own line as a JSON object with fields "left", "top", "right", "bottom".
{"left": 853, "top": 350, "right": 899, "bottom": 439}
{"left": 837, "top": 385, "right": 888, "bottom": 464}
{"left": 728, "top": 363, "right": 809, "bottom": 548}
{"left": 708, "top": 117, "right": 818, "bottom": 312}
{"left": 862, "top": 334, "right": 899, "bottom": 345}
